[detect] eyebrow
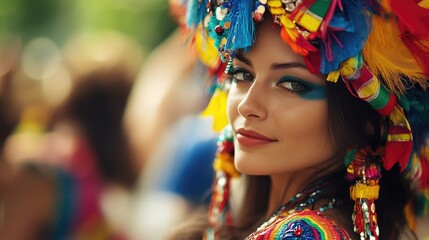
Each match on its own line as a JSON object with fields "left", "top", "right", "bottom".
{"left": 271, "top": 62, "right": 307, "bottom": 70}
{"left": 235, "top": 52, "right": 308, "bottom": 70}
{"left": 235, "top": 52, "right": 253, "bottom": 67}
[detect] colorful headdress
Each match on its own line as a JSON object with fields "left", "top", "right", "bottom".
{"left": 179, "top": 0, "right": 429, "bottom": 239}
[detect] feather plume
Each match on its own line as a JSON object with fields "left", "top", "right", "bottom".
{"left": 389, "top": 0, "right": 429, "bottom": 37}
{"left": 186, "top": 0, "right": 209, "bottom": 28}
{"left": 400, "top": 32, "right": 429, "bottom": 78}
{"left": 200, "top": 87, "right": 229, "bottom": 132}
{"left": 363, "top": 16, "right": 429, "bottom": 93}
{"left": 225, "top": 0, "right": 255, "bottom": 51}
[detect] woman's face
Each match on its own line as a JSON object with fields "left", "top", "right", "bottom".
{"left": 227, "top": 21, "right": 335, "bottom": 176}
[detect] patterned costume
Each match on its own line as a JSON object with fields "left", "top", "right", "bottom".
{"left": 247, "top": 209, "right": 350, "bottom": 240}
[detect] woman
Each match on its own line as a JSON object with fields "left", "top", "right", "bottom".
{"left": 172, "top": 0, "right": 429, "bottom": 239}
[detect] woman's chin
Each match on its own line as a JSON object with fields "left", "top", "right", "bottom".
{"left": 235, "top": 159, "right": 269, "bottom": 176}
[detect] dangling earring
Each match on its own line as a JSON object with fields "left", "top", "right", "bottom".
{"left": 345, "top": 146, "right": 382, "bottom": 240}
{"left": 206, "top": 125, "right": 240, "bottom": 239}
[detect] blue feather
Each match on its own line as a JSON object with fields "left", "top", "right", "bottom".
{"left": 187, "top": 0, "right": 209, "bottom": 28}
{"left": 225, "top": 0, "right": 255, "bottom": 51}
{"left": 319, "top": 0, "right": 372, "bottom": 74}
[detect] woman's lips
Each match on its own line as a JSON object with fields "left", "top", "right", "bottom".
{"left": 236, "top": 129, "right": 277, "bottom": 147}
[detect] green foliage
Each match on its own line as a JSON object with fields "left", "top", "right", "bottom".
{"left": 0, "top": 0, "right": 176, "bottom": 50}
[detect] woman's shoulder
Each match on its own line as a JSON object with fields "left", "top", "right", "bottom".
{"left": 246, "top": 209, "right": 352, "bottom": 240}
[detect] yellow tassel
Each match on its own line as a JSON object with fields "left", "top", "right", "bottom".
{"left": 389, "top": 106, "right": 411, "bottom": 130}
{"left": 363, "top": 15, "right": 429, "bottom": 93}
{"left": 350, "top": 183, "right": 380, "bottom": 200}
{"left": 213, "top": 153, "right": 240, "bottom": 177}
{"left": 341, "top": 57, "right": 358, "bottom": 78}
{"left": 200, "top": 88, "right": 229, "bottom": 132}
{"left": 279, "top": 15, "right": 296, "bottom": 29}
{"left": 326, "top": 70, "right": 340, "bottom": 82}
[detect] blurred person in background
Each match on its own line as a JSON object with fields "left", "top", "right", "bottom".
{"left": 0, "top": 39, "right": 21, "bottom": 203}
{"left": 0, "top": 37, "right": 59, "bottom": 239}
{"left": 0, "top": 32, "right": 143, "bottom": 239}
{"left": 124, "top": 1, "right": 226, "bottom": 239}
{"left": 0, "top": 40, "right": 20, "bottom": 152}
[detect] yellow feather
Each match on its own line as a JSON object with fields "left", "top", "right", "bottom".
{"left": 419, "top": 0, "right": 429, "bottom": 8}
{"left": 200, "top": 88, "right": 229, "bottom": 132}
{"left": 363, "top": 16, "right": 429, "bottom": 93}
{"left": 195, "top": 26, "right": 220, "bottom": 68}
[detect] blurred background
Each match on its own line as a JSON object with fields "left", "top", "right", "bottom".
{"left": 0, "top": 0, "right": 176, "bottom": 117}
{"left": 0, "top": 0, "right": 217, "bottom": 239}
{"left": 0, "top": 0, "right": 176, "bottom": 50}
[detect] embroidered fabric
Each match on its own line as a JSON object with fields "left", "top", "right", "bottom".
{"left": 246, "top": 209, "right": 351, "bottom": 240}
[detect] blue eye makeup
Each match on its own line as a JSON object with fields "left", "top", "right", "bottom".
{"left": 276, "top": 76, "right": 326, "bottom": 100}
{"left": 229, "top": 67, "right": 326, "bottom": 100}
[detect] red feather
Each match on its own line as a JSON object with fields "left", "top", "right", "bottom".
{"left": 400, "top": 32, "right": 429, "bottom": 77}
{"left": 389, "top": 0, "right": 429, "bottom": 38}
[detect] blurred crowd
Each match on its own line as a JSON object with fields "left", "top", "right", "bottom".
{"left": 0, "top": 31, "right": 140, "bottom": 239}
{"left": 0, "top": 10, "right": 219, "bottom": 239}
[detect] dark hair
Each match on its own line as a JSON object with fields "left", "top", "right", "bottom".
{"left": 327, "top": 80, "right": 416, "bottom": 239}
{"left": 50, "top": 68, "right": 138, "bottom": 188}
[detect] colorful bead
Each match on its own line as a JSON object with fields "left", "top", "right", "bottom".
{"left": 215, "top": 25, "right": 224, "bottom": 34}
{"left": 253, "top": 12, "right": 264, "bottom": 21}
{"left": 344, "top": 146, "right": 381, "bottom": 240}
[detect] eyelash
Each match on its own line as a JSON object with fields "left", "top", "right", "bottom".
{"left": 229, "top": 68, "right": 309, "bottom": 94}
{"left": 229, "top": 67, "right": 254, "bottom": 83}
{"left": 276, "top": 77, "right": 309, "bottom": 94}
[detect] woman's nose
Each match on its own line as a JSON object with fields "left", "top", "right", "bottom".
{"left": 237, "top": 80, "right": 268, "bottom": 120}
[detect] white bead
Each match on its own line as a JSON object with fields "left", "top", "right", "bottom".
{"left": 285, "top": 3, "right": 296, "bottom": 12}
{"left": 218, "top": 176, "right": 227, "bottom": 187}
{"left": 362, "top": 202, "right": 368, "bottom": 211}
{"left": 216, "top": 7, "right": 226, "bottom": 21}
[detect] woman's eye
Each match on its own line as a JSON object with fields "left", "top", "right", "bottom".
{"left": 231, "top": 68, "right": 254, "bottom": 82}
{"left": 277, "top": 79, "right": 308, "bottom": 93}
{"left": 277, "top": 76, "right": 326, "bottom": 99}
